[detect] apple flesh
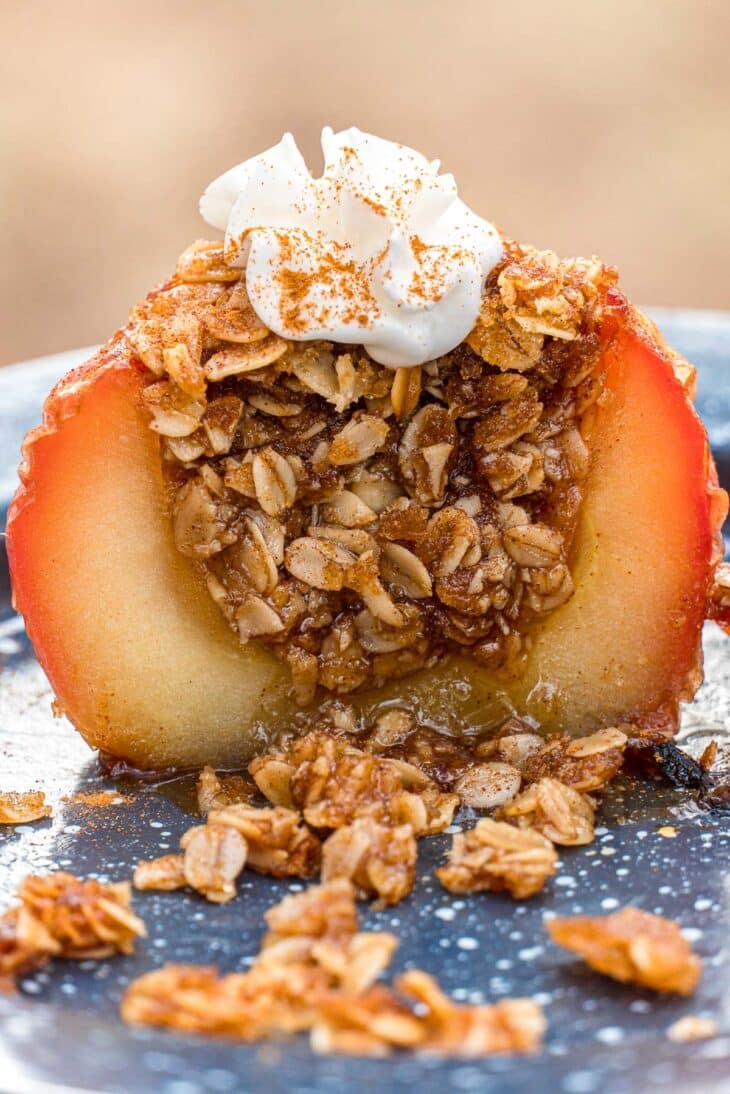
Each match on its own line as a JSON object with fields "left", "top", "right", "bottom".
{"left": 7, "top": 298, "right": 727, "bottom": 769}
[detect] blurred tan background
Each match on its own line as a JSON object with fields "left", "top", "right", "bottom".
{"left": 2, "top": 0, "right": 729, "bottom": 367}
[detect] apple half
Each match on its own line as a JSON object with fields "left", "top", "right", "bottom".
{"left": 6, "top": 293, "right": 727, "bottom": 769}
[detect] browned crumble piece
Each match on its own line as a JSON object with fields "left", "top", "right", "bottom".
{"left": 259, "top": 880, "right": 397, "bottom": 994}
{"left": 123, "top": 878, "right": 401, "bottom": 1041}
{"left": 0, "top": 907, "right": 59, "bottom": 991}
{"left": 179, "top": 823, "right": 247, "bottom": 903}
{"left": 121, "top": 961, "right": 332, "bottom": 1039}
{"left": 250, "top": 732, "right": 458, "bottom": 835}
{"left": 409, "top": 783, "right": 461, "bottom": 835}
{"left": 133, "top": 854, "right": 187, "bottom": 892}
{"left": 121, "top": 873, "right": 547, "bottom": 1057}
{"left": 499, "top": 776, "right": 596, "bottom": 846}
{"left": 16, "top": 872, "right": 146, "bottom": 958}
{"left": 436, "top": 818, "right": 557, "bottom": 899}
{"left": 547, "top": 907, "right": 702, "bottom": 995}
{"left": 196, "top": 766, "right": 256, "bottom": 816}
{"left": 398, "top": 969, "right": 546, "bottom": 1056}
{"left": 208, "top": 802, "right": 321, "bottom": 878}
{"left": 520, "top": 727, "right": 627, "bottom": 792}
{"left": 262, "top": 878, "right": 358, "bottom": 944}
{"left": 321, "top": 817, "right": 417, "bottom": 904}
{"left": 466, "top": 242, "right": 614, "bottom": 376}
{"left": 258, "top": 927, "right": 399, "bottom": 998}
{"left": 0, "top": 791, "right": 52, "bottom": 824}
{"left": 311, "top": 984, "right": 427, "bottom": 1055}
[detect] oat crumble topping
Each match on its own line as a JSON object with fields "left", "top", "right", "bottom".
{"left": 250, "top": 730, "right": 458, "bottom": 835}
{"left": 396, "top": 969, "right": 546, "bottom": 1056}
{"left": 0, "top": 908, "right": 59, "bottom": 992}
{"left": 547, "top": 907, "right": 702, "bottom": 995}
{"left": 321, "top": 817, "right": 417, "bottom": 905}
{"left": 127, "top": 238, "right": 616, "bottom": 700}
{"left": 207, "top": 802, "right": 321, "bottom": 878}
{"left": 518, "top": 726, "right": 627, "bottom": 791}
{"left": 499, "top": 776, "right": 596, "bottom": 846}
{"left": 122, "top": 878, "right": 546, "bottom": 1056}
{"left": 1, "top": 871, "right": 146, "bottom": 989}
{"left": 0, "top": 790, "right": 52, "bottom": 825}
{"left": 134, "top": 800, "right": 320, "bottom": 903}
{"left": 436, "top": 818, "right": 558, "bottom": 899}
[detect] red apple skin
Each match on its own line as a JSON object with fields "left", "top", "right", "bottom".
{"left": 6, "top": 294, "right": 727, "bottom": 769}
{"left": 7, "top": 335, "right": 288, "bottom": 769}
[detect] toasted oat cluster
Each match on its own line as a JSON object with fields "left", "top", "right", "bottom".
{"left": 436, "top": 818, "right": 558, "bottom": 899}
{"left": 122, "top": 879, "right": 545, "bottom": 1056}
{"left": 134, "top": 799, "right": 320, "bottom": 903}
{"left": 499, "top": 777, "right": 596, "bottom": 846}
{"left": 517, "top": 727, "right": 628, "bottom": 792}
{"left": 16, "top": 873, "right": 146, "bottom": 958}
{"left": 0, "top": 791, "right": 52, "bottom": 824}
{"left": 395, "top": 969, "right": 546, "bottom": 1056}
{"left": 207, "top": 802, "right": 322, "bottom": 878}
{"left": 0, "top": 908, "right": 59, "bottom": 991}
{"left": 1, "top": 871, "right": 146, "bottom": 989}
{"left": 321, "top": 817, "right": 417, "bottom": 905}
{"left": 250, "top": 730, "right": 459, "bottom": 835}
{"left": 547, "top": 907, "right": 702, "bottom": 995}
{"left": 128, "top": 238, "right": 616, "bottom": 697}
{"left": 136, "top": 715, "right": 629, "bottom": 907}
{"left": 135, "top": 732, "right": 462, "bottom": 907}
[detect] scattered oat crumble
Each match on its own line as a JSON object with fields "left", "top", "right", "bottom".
{"left": 133, "top": 854, "right": 186, "bottom": 892}
{"left": 519, "top": 727, "right": 627, "bottom": 792}
{"left": 135, "top": 799, "right": 320, "bottom": 902}
{"left": 436, "top": 818, "right": 557, "bottom": 899}
{"left": 310, "top": 983, "right": 426, "bottom": 1055}
{"left": 547, "top": 907, "right": 702, "bottom": 995}
{"left": 499, "top": 777, "right": 596, "bottom": 846}
{"left": 0, "top": 791, "right": 52, "bottom": 824}
{"left": 321, "top": 817, "right": 417, "bottom": 904}
{"left": 17, "top": 872, "right": 146, "bottom": 958}
{"left": 397, "top": 969, "right": 546, "bottom": 1055}
{"left": 250, "top": 731, "right": 458, "bottom": 835}
{"left": 1, "top": 871, "right": 146, "bottom": 989}
{"left": 122, "top": 878, "right": 545, "bottom": 1056}
{"left": 208, "top": 802, "right": 321, "bottom": 878}
{"left": 180, "top": 823, "right": 248, "bottom": 903}
{"left": 0, "top": 907, "right": 59, "bottom": 992}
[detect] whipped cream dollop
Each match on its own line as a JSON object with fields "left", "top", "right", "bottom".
{"left": 200, "top": 128, "right": 503, "bottom": 367}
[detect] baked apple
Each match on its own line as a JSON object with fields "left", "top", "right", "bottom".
{"left": 7, "top": 131, "right": 727, "bottom": 769}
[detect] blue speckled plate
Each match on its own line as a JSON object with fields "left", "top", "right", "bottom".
{"left": 1, "top": 312, "right": 729, "bottom": 1094}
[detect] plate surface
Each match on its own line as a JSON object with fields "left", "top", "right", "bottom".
{"left": 1, "top": 313, "right": 730, "bottom": 1094}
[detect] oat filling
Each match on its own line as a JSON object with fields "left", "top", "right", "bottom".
{"left": 129, "top": 239, "right": 617, "bottom": 703}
